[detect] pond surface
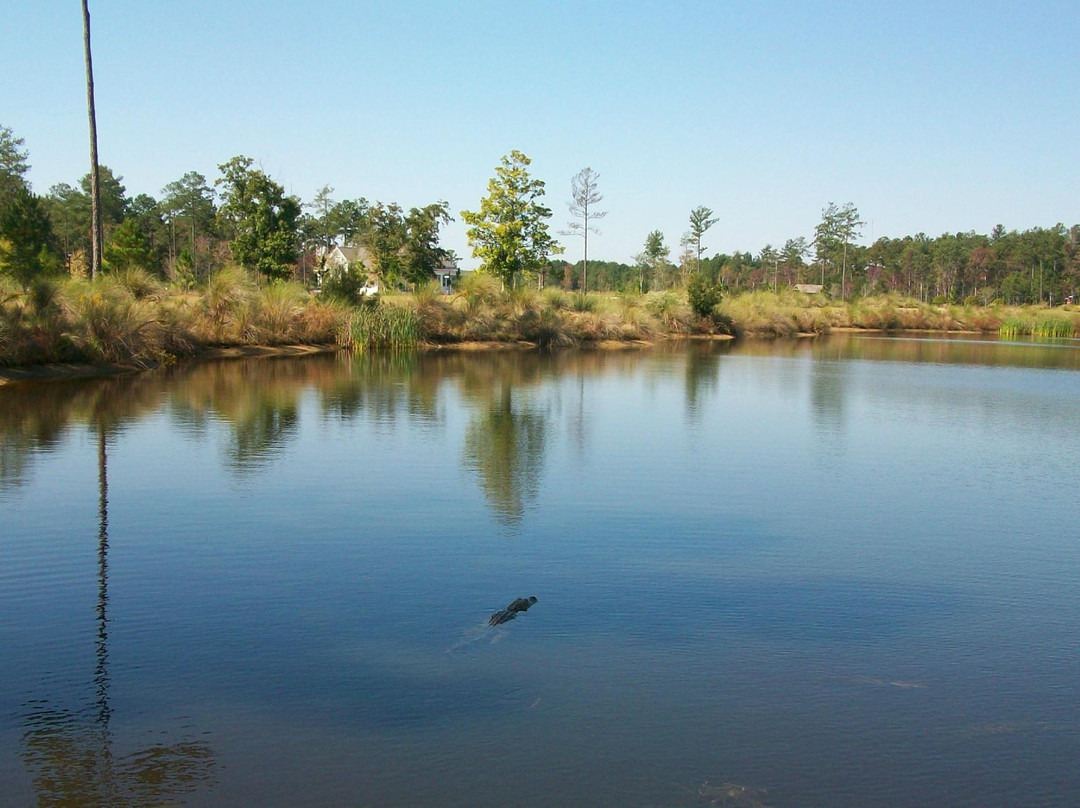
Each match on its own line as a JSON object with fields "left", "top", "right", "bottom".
{"left": 2, "top": 335, "right": 1079, "bottom": 807}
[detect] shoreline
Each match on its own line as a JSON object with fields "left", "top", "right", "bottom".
{"left": 0, "top": 343, "right": 340, "bottom": 386}
{"left": 0, "top": 327, "right": 1055, "bottom": 386}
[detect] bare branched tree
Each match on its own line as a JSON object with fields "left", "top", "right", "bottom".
{"left": 561, "top": 167, "right": 607, "bottom": 293}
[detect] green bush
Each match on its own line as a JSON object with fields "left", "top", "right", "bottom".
{"left": 687, "top": 273, "right": 723, "bottom": 317}
{"left": 321, "top": 264, "right": 372, "bottom": 305}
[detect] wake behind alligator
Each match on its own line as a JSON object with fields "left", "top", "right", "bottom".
{"left": 445, "top": 596, "right": 539, "bottom": 654}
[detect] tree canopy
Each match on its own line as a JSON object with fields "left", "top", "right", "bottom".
{"left": 0, "top": 124, "right": 31, "bottom": 212}
{"left": 215, "top": 156, "right": 300, "bottom": 281}
{"left": 462, "top": 151, "right": 562, "bottom": 288}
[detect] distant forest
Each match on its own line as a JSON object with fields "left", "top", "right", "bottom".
{"left": 552, "top": 222, "right": 1080, "bottom": 305}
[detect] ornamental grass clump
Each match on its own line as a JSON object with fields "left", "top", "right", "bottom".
{"left": 412, "top": 281, "right": 456, "bottom": 342}
{"left": 198, "top": 265, "right": 255, "bottom": 342}
{"left": 568, "top": 310, "right": 622, "bottom": 342}
{"left": 251, "top": 281, "right": 307, "bottom": 344}
{"left": 542, "top": 287, "right": 570, "bottom": 310}
{"left": 61, "top": 276, "right": 163, "bottom": 365}
{"left": 0, "top": 278, "right": 79, "bottom": 365}
{"left": 296, "top": 298, "right": 347, "bottom": 344}
{"left": 645, "top": 291, "right": 692, "bottom": 333}
{"left": 499, "top": 285, "right": 541, "bottom": 316}
{"left": 570, "top": 292, "right": 598, "bottom": 313}
{"left": 967, "top": 306, "right": 1003, "bottom": 332}
{"left": 112, "top": 266, "right": 165, "bottom": 300}
{"left": 455, "top": 272, "right": 500, "bottom": 308}
{"left": 516, "top": 307, "right": 573, "bottom": 348}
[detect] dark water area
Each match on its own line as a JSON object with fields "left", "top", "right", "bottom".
{"left": 2, "top": 334, "right": 1079, "bottom": 807}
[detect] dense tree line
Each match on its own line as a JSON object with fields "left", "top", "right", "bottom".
{"left": 552, "top": 211, "right": 1080, "bottom": 305}
{"left": 0, "top": 124, "right": 452, "bottom": 293}
{"left": 4, "top": 123, "right": 1078, "bottom": 305}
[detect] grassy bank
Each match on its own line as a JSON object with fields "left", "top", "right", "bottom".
{"left": 2, "top": 271, "right": 1078, "bottom": 372}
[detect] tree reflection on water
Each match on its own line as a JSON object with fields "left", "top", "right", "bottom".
{"left": 463, "top": 380, "right": 548, "bottom": 525}
{"left": 20, "top": 425, "right": 216, "bottom": 807}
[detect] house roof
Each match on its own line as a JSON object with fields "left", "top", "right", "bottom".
{"left": 331, "top": 245, "right": 371, "bottom": 265}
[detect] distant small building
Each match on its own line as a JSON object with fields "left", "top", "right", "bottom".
{"left": 317, "top": 245, "right": 379, "bottom": 295}
{"left": 794, "top": 283, "right": 824, "bottom": 295}
{"left": 433, "top": 265, "right": 460, "bottom": 294}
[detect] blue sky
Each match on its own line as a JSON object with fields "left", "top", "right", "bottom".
{"left": 1, "top": 1, "right": 1077, "bottom": 267}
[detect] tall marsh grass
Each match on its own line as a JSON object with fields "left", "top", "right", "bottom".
{"left": 344, "top": 305, "right": 421, "bottom": 351}
{"left": 8, "top": 265, "right": 1080, "bottom": 372}
{"left": 1000, "top": 314, "right": 1078, "bottom": 339}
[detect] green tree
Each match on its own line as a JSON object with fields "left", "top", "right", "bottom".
{"left": 0, "top": 187, "right": 64, "bottom": 288}
{"left": 561, "top": 167, "right": 607, "bottom": 293}
{"left": 0, "top": 124, "right": 31, "bottom": 212}
{"left": 634, "top": 229, "right": 670, "bottom": 291}
{"left": 307, "top": 184, "right": 338, "bottom": 253}
{"left": 103, "top": 218, "right": 156, "bottom": 273}
{"left": 80, "top": 166, "right": 127, "bottom": 228}
{"left": 403, "top": 202, "right": 452, "bottom": 287}
{"left": 686, "top": 271, "right": 723, "bottom": 318}
{"left": 782, "top": 237, "right": 808, "bottom": 285}
{"left": 814, "top": 202, "right": 864, "bottom": 297}
{"left": 685, "top": 206, "right": 718, "bottom": 275}
{"left": 461, "top": 150, "right": 562, "bottom": 289}
{"left": 127, "top": 194, "right": 168, "bottom": 272}
{"left": 759, "top": 243, "right": 779, "bottom": 291}
{"left": 365, "top": 202, "right": 407, "bottom": 286}
{"left": 215, "top": 156, "right": 300, "bottom": 282}
{"left": 333, "top": 198, "right": 369, "bottom": 246}
{"left": 41, "top": 167, "right": 128, "bottom": 272}
{"left": 161, "top": 171, "right": 215, "bottom": 276}
{"left": 44, "top": 183, "right": 89, "bottom": 265}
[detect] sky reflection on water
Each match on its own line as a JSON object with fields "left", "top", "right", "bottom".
{"left": 1, "top": 335, "right": 1079, "bottom": 807}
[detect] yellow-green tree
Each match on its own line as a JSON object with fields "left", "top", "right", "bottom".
{"left": 462, "top": 151, "right": 562, "bottom": 288}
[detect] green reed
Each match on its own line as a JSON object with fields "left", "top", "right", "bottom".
{"left": 346, "top": 305, "right": 421, "bottom": 351}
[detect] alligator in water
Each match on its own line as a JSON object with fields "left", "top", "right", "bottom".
{"left": 489, "top": 596, "right": 538, "bottom": 626}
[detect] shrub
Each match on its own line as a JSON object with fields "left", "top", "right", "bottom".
{"left": 687, "top": 273, "right": 723, "bottom": 318}
{"left": 322, "top": 263, "right": 375, "bottom": 305}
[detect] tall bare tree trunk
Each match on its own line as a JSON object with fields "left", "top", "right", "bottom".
{"left": 82, "top": 0, "right": 102, "bottom": 281}
{"left": 583, "top": 226, "right": 588, "bottom": 294}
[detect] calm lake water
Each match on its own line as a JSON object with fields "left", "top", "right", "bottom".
{"left": 2, "top": 335, "right": 1079, "bottom": 807}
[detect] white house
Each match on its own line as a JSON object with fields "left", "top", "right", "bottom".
{"left": 317, "top": 245, "right": 379, "bottom": 296}
{"left": 433, "top": 265, "right": 460, "bottom": 294}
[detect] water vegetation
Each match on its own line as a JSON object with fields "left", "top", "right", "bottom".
{"left": 3, "top": 267, "right": 1079, "bottom": 375}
